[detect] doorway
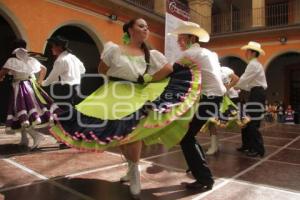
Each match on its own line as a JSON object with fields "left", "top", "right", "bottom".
{"left": 44, "top": 25, "right": 102, "bottom": 98}
{"left": 0, "top": 15, "right": 18, "bottom": 123}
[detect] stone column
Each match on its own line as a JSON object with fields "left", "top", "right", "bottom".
{"left": 188, "top": 0, "right": 213, "bottom": 33}
{"left": 154, "top": 0, "right": 166, "bottom": 16}
{"left": 252, "top": 0, "right": 265, "bottom": 27}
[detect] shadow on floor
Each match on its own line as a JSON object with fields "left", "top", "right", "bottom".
{"left": 0, "top": 144, "right": 31, "bottom": 156}
{"left": 55, "top": 177, "right": 208, "bottom": 200}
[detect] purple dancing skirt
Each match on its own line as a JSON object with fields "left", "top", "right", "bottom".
{"left": 6, "top": 79, "right": 60, "bottom": 130}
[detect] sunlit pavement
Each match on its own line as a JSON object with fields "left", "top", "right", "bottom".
{"left": 0, "top": 122, "right": 299, "bottom": 200}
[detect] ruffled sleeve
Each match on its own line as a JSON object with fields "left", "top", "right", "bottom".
{"left": 100, "top": 42, "right": 119, "bottom": 67}
{"left": 3, "top": 57, "right": 41, "bottom": 74}
{"left": 148, "top": 50, "right": 168, "bottom": 75}
{"left": 3, "top": 58, "right": 16, "bottom": 70}
{"left": 222, "top": 67, "right": 234, "bottom": 76}
{"left": 27, "top": 58, "right": 42, "bottom": 73}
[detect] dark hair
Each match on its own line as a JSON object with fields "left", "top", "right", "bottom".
{"left": 250, "top": 49, "right": 260, "bottom": 57}
{"left": 123, "top": 19, "right": 150, "bottom": 75}
{"left": 9, "top": 39, "right": 27, "bottom": 58}
{"left": 187, "top": 34, "right": 201, "bottom": 45}
{"left": 11, "top": 39, "right": 27, "bottom": 50}
{"left": 47, "top": 35, "right": 70, "bottom": 52}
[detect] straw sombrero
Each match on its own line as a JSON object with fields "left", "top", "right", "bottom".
{"left": 170, "top": 21, "right": 210, "bottom": 43}
{"left": 241, "top": 41, "right": 265, "bottom": 56}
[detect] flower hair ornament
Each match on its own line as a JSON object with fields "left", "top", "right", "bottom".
{"left": 122, "top": 32, "right": 130, "bottom": 45}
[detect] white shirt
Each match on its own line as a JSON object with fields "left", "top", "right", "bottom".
{"left": 101, "top": 42, "right": 167, "bottom": 82}
{"left": 221, "top": 66, "right": 239, "bottom": 98}
{"left": 236, "top": 58, "right": 267, "bottom": 91}
{"left": 42, "top": 51, "right": 86, "bottom": 86}
{"left": 181, "top": 43, "right": 226, "bottom": 96}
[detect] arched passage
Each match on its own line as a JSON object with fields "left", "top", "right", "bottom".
{"left": 219, "top": 56, "right": 247, "bottom": 76}
{"left": 0, "top": 14, "right": 20, "bottom": 123}
{"left": 0, "top": 16, "right": 17, "bottom": 66}
{"left": 44, "top": 25, "right": 102, "bottom": 73}
{"left": 219, "top": 56, "right": 248, "bottom": 102}
{"left": 44, "top": 25, "right": 103, "bottom": 97}
{"left": 266, "top": 52, "right": 300, "bottom": 113}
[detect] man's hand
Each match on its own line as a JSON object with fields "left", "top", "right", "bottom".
{"left": 224, "top": 83, "right": 231, "bottom": 90}
{"left": 37, "top": 80, "right": 43, "bottom": 85}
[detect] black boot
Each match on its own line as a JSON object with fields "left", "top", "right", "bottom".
{"left": 182, "top": 179, "right": 214, "bottom": 191}
{"left": 236, "top": 146, "right": 249, "bottom": 153}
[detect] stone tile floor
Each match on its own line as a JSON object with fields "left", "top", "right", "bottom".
{"left": 0, "top": 123, "right": 299, "bottom": 200}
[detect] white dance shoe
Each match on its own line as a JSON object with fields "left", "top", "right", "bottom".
{"left": 129, "top": 162, "right": 141, "bottom": 198}
{"left": 206, "top": 135, "right": 219, "bottom": 155}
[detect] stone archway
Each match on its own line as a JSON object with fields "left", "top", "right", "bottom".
{"left": 44, "top": 25, "right": 102, "bottom": 73}
{"left": 219, "top": 56, "right": 247, "bottom": 76}
{"left": 0, "top": 15, "right": 19, "bottom": 123}
{"left": 219, "top": 55, "right": 248, "bottom": 102}
{"left": 266, "top": 52, "right": 300, "bottom": 114}
{"left": 44, "top": 25, "right": 103, "bottom": 98}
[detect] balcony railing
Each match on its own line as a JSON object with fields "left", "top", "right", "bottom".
{"left": 211, "top": 0, "right": 300, "bottom": 34}
{"left": 266, "top": 1, "right": 290, "bottom": 26}
{"left": 123, "top": 0, "right": 154, "bottom": 12}
{"left": 212, "top": 9, "right": 252, "bottom": 33}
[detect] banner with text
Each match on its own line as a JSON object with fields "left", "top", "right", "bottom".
{"left": 165, "top": 0, "right": 189, "bottom": 64}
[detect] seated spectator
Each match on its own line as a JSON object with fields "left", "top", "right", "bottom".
{"left": 277, "top": 102, "right": 285, "bottom": 123}
{"left": 271, "top": 102, "right": 278, "bottom": 122}
{"left": 284, "top": 105, "right": 295, "bottom": 124}
{"left": 265, "top": 103, "right": 273, "bottom": 122}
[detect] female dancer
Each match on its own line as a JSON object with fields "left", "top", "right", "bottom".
{"left": 205, "top": 66, "right": 240, "bottom": 155}
{"left": 49, "top": 18, "right": 202, "bottom": 197}
{"left": 0, "top": 39, "right": 60, "bottom": 149}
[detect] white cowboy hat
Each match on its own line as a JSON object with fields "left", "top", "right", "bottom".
{"left": 241, "top": 41, "right": 265, "bottom": 56}
{"left": 170, "top": 21, "right": 210, "bottom": 42}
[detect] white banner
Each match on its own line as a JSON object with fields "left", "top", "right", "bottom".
{"left": 164, "top": 0, "right": 189, "bottom": 64}
{"left": 165, "top": 13, "right": 184, "bottom": 64}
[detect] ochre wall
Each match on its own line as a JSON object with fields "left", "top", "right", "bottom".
{"left": 1, "top": 0, "right": 299, "bottom": 66}
{"left": 206, "top": 29, "right": 300, "bottom": 68}
{"left": 1, "top": 0, "right": 165, "bottom": 53}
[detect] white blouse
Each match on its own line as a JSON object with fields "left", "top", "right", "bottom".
{"left": 3, "top": 57, "right": 42, "bottom": 80}
{"left": 101, "top": 42, "right": 168, "bottom": 82}
{"left": 221, "top": 66, "right": 239, "bottom": 98}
